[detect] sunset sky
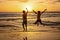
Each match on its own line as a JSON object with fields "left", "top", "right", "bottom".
{"left": 0, "top": 0, "right": 60, "bottom": 12}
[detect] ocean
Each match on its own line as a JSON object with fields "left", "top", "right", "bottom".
{"left": 0, "top": 12, "right": 60, "bottom": 40}
{"left": 0, "top": 12, "right": 60, "bottom": 31}
{"left": 0, "top": 12, "right": 60, "bottom": 26}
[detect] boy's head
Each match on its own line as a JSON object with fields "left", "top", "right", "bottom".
{"left": 23, "top": 10, "right": 25, "bottom": 13}
{"left": 37, "top": 11, "right": 40, "bottom": 13}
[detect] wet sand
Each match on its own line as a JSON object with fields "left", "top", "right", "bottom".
{"left": 0, "top": 32, "right": 60, "bottom": 40}
{"left": 0, "top": 17, "right": 60, "bottom": 40}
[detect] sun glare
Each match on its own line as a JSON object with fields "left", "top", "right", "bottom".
{"left": 26, "top": 5, "right": 32, "bottom": 11}
{"left": 23, "top": 5, "right": 32, "bottom": 11}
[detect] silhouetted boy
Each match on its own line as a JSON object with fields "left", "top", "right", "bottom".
{"left": 33, "top": 9, "right": 47, "bottom": 25}
{"left": 22, "top": 8, "right": 28, "bottom": 32}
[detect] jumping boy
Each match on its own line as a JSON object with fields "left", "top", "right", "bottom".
{"left": 33, "top": 9, "right": 47, "bottom": 25}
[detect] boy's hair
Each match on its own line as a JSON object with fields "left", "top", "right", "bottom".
{"left": 23, "top": 10, "right": 25, "bottom": 13}
{"left": 37, "top": 11, "right": 40, "bottom": 13}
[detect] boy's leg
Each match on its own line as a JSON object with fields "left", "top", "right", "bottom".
{"left": 35, "top": 20, "right": 40, "bottom": 26}
{"left": 25, "top": 24, "right": 27, "bottom": 32}
{"left": 25, "top": 21, "right": 27, "bottom": 32}
{"left": 39, "top": 19, "right": 42, "bottom": 24}
{"left": 22, "top": 22, "right": 25, "bottom": 31}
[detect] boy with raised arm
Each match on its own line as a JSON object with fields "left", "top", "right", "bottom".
{"left": 33, "top": 9, "right": 47, "bottom": 25}
{"left": 22, "top": 8, "right": 28, "bottom": 32}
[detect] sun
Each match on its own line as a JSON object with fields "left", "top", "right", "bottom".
{"left": 23, "top": 5, "right": 32, "bottom": 11}
{"left": 26, "top": 5, "right": 32, "bottom": 11}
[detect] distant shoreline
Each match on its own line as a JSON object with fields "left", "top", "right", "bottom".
{"left": 0, "top": 11, "right": 60, "bottom": 13}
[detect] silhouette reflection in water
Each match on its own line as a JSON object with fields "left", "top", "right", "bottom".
{"left": 23, "top": 37, "right": 27, "bottom": 40}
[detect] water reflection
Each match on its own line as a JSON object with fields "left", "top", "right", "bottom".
{"left": 23, "top": 37, "right": 27, "bottom": 40}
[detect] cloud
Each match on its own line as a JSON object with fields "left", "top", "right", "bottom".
{"left": 0, "top": 0, "right": 6, "bottom": 3}
{"left": 56, "top": 0, "right": 60, "bottom": 2}
{"left": 0, "top": 0, "right": 28, "bottom": 2}
{"left": 0, "top": 0, "right": 5, "bottom": 1}
{"left": 8, "top": 0, "right": 28, "bottom": 2}
{"left": 0, "top": 0, "right": 7, "bottom": 1}
{"left": 50, "top": 0, "right": 60, "bottom": 4}
{"left": 35, "top": 0, "right": 60, "bottom": 4}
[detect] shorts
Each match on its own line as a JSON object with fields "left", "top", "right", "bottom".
{"left": 23, "top": 20, "right": 27, "bottom": 24}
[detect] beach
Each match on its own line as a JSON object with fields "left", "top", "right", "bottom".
{"left": 0, "top": 12, "right": 60, "bottom": 40}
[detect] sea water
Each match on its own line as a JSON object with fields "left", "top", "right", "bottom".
{"left": 0, "top": 12, "right": 60, "bottom": 40}
{"left": 0, "top": 12, "right": 60, "bottom": 31}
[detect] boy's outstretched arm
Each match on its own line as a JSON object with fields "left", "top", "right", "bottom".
{"left": 42, "top": 9, "right": 47, "bottom": 13}
{"left": 33, "top": 10, "right": 37, "bottom": 14}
